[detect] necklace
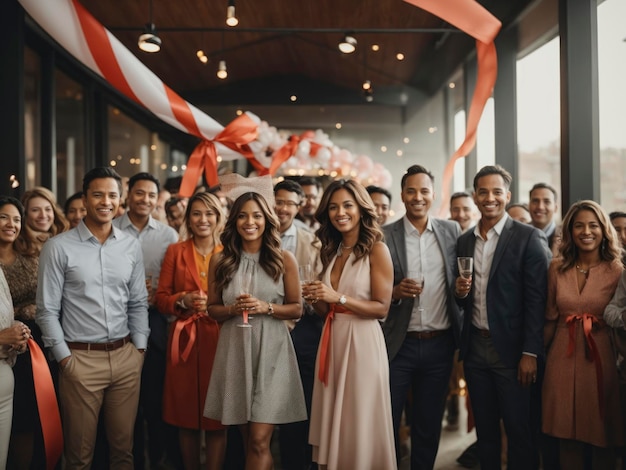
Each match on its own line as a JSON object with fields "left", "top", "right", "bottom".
{"left": 337, "top": 242, "right": 354, "bottom": 257}
{"left": 575, "top": 264, "right": 588, "bottom": 275}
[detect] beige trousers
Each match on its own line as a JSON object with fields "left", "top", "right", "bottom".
{"left": 0, "top": 361, "right": 13, "bottom": 469}
{"left": 59, "top": 342, "right": 143, "bottom": 470}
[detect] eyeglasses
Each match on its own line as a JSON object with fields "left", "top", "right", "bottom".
{"left": 275, "top": 200, "right": 300, "bottom": 208}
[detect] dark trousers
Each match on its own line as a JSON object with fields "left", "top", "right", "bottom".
{"left": 389, "top": 331, "right": 455, "bottom": 470}
{"left": 279, "top": 312, "right": 323, "bottom": 470}
{"left": 464, "top": 332, "right": 533, "bottom": 470}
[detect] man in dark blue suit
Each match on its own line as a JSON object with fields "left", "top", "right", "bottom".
{"left": 455, "top": 165, "right": 550, "bottom": 470}
{"left": 383, "top": 165, "right": 462, "bottom": 469}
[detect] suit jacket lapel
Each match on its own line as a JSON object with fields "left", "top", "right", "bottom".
{"left": 489, "top": 218, "right": 514, "bottom": 281}
{"left": 182, "top": 239, "right": 203, "bottom": 291}
{"left": 390, "top": 220, "right": 408, "bottom": 277}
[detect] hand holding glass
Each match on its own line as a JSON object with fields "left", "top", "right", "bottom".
{"left": 407, "top": 270, "right": 425, "bottom": 312}
{"left": 237, "top": 269, "right": 253, "bottom": 328}
{"left": 457, "top": 257, "right": 474, "bottom": 279}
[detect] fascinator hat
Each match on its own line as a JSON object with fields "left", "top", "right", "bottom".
{"left": 218, "top": 173, "right": 275, "bottom": 207}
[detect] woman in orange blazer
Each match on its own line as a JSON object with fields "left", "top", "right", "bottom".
{"left": 155, "top": 191, "right": 226, "bottom": 470}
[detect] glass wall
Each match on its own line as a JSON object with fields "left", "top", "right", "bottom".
{"left": 24, "top": 46, "right": 41, "bottom": 189}
{"left": 516, "top": 36, "right": 561, "bottom": 206}
{"left": 55, "top": 69, "right": 86, "bottom": 202}
{"left": 598, "top": 0, "right": 626, "bottom": 213}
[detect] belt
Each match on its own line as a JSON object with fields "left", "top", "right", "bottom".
{"left": 406, "top": 329, "right": 449, "bottom": 340}
{"left": 67, "top": 335, "right": 131, "bottom": 351}
{"left": 472, "top": 326, "right": 491, "bottom": 338}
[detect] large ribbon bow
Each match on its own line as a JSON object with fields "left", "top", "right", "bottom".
{"left": 179, "top": 113, "right": 260, "bottom": 197}
{"left": 566, "top": 313, "right": 605, "bottom": 418}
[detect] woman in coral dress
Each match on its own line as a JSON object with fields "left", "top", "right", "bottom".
{"left": 155, "top": 191, "right": 226, "bottom": 470}
{"left": 303, "top": 179, "right": 396, "bottom": 470}
{"left": 543, "top": 200, "right": 624, "bottom": 469}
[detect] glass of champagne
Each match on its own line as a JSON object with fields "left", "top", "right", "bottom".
{"left": 408, "top": 270, "right": 425, "bottom": 314}
{"left": 237, "top": 267, "right": 253, "bottom": 328}
{"left": 457, "top": 257, "right": 474, "bottom": 280}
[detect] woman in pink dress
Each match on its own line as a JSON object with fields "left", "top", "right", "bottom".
{"left": 303, "top": 179, "right": 396, "bottom": 470}
{"left": 543, "top": 200, "right": 624, "bottom": 469}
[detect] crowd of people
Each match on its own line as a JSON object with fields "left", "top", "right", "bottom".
{"left": 1, "top": 162, "right": 626, "bottom": 470}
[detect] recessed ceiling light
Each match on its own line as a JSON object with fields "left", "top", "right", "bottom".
{"left": 396, "top": 53, "right": 405, "bottom": 61}
{"left": 290, "top": 95, "right": 297, "bottom": 102}
{"left": 335, "top": 123, "right": 342, "bottom": 129}
{"left": 371, "top": 44, "right": 380, "bottom": 52}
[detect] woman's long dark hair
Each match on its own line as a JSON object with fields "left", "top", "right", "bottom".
{"left": 214, "top": 192, "right": 283, "bottom": 294}
{"left": 558, "top": 200, "right": 622, "bottom": 272}
{"left": 314, "top": 179, "right": 383, "bottom": 275}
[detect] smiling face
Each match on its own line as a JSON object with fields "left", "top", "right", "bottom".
{"left": 274, "top": 189, "right": 301, "bottom": 232}
{"left": 236, "top": 199, "right": 266, "bottom": 243}
{"left": 449, "top": 196, "right": 476, "bottom": 230}
{"left": 369, "top": 192, "right": 390, "bottom": 225}
{"left": 0, "top": 203, "right": 21, "bottom": 245}
{"left": 611, "top": 216, "right": 626, "bottom": 249}
{"left": 473, "top": 174, "right": 511, "bottom": 224}
{"left": 529, "top": 187, "right": 557, "bottom": 230}
{"left": 401, "top": 173, "right": 434, "bottom": 224}
{"left": 328, "top": 188, "right": 361, "bottom": 236}
{"left": 571, "top": 209, "right": 603, "bottom": 255}
{"left": 66, "top": 198, "right": 87, "bottom": 228}
{"left": 83, "top": 177, "right": 120, "bottom": 228}
{"left": 25, "top": 196, "right": 54, "bottom": 233}
{"left": 126, "top": 179, "right": 158, "bottom": 220}
{"left": 300, "top": 184, "right": 320, "bottom": 218}
{"left": 188, "top": 199, "right": 218, "bottom": 240}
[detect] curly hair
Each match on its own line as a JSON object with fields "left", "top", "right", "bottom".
{"left": 179, "top": 191, "right": 225, "bottom": 246}
{"left": 214, "top": 192, "right": 283, "bottom": 294}
{"left": 558, "top": 200, "right": 622, "bottom": 272}
{"left": 314, "top": 179, "right": 384, "bottom": 275}
{"left": 16, "top": 187, "right": 69, "bottom": 256}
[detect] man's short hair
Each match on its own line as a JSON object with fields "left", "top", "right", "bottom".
{"left": 401, "top": 165, "right": 435, "bottom": 190}
{"left": 450, "top": 191, "right": 472, "bottom": 203}
{"left": 165, "top": 197, "right": 183, "bottom": 215}
{"left": 506, "top": 202, "right": 530, "bottom": 212}
{"left": 610, "top": 211, "right": 626, "bottom": 221}
{"left": 63, "top": 192, "right": 83, "bottom": 215}
{"left": 274, "top": 180, "right": 305, "bottom": 200}
{"left": 83, "top": 167, "right": 123, "bottom": 195}
{"left": 128, "top": 172, "right": 160, "bottom": 193}
{"left": 473, "top": 165, "right": 512, "bottom": 190}
{"left": 529, "top": 182, "right": 557, "bottom": 201}
{"left": 298, "top": 177, "right": 322, "bottom": 190}
{"left": 366, "top": 185, "right": 392, "bottom": 203}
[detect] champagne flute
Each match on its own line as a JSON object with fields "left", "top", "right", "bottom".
{"left": 408, "top": 270, "right": 425, "bottom": 316}
{"left": 457, "top": 257, "right": 474, "bottom": 280}
{"left": 237, "top": 266, "right": 253, "bottom": 328}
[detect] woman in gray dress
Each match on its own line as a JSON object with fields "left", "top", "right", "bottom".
{"left": 204, "top": 191, "right": 306, "bottom": 470}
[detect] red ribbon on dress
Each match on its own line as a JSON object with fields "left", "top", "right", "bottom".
{"left": 179, "top": 114, "right": 260, "bottom": 197}
{"left": 318, "top": 304, "right": 352, "bottom": 386}
{"left": 566, "top": 313, "right": 605, "bottom": 418}
{"left": 28, "top": 338, "right": 63, "bottom": 469}
{"left": 403, "top": 0, "right": 502, "bottom": 217}
{"left": 170, "top": 313, "right": 205, "bottom": 366}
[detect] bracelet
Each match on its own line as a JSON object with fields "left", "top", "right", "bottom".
{"left": 267, "top": 302, "right": 274, "bottom": 316}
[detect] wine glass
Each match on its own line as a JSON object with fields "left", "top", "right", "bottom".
{"left": 299, "top": 264, "right": 314, "bottom": 286}
{"left": 408, "top": 270, "right": 425, "bottom": 316}
{"left": 237, "top": 266, "right": 253, "bottom": 328}
{"left": 457, "top": 257, "right": 474, "bottom": 280}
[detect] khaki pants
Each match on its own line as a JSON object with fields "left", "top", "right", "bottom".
{"left": 59, "top": 342, "right": 143, "bottom": 470}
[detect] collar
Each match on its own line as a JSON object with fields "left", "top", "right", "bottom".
{"left": 77, "top": 219, "right": 120, "bottom": 242}
{"left": 117, "top": 212, "right": 157, "bottom": 232}
{"left": 542, "top": 220, "right": 556, "bottom": 237}
{"left": 402, "top": 215, "right": 432, "bottom": 237}
{"left": 281, "top": 223, "right": 297, "bottom": 239}
{"left": 474, "top": 213, "right": 508, "bottom": 239}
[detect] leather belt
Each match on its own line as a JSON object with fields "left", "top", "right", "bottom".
{"left": 472, "top": 326, "right": 491, "bottom": 338}
{"left": 67, "top": 335, "right": 131, "bottom": 351}
{"left": 406, "top": 329, "right": 449, "bottom": 340}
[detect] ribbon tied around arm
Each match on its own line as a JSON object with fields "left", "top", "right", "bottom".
{"left": 566, "top": 313, "right": 605, "bottom": 418}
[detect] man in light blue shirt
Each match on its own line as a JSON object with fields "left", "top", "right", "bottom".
{"left": 113, "top": 172, "right": 179, "bottom": 468}
{"left": 37, "top": 167, "right": 149, "bottom": 469}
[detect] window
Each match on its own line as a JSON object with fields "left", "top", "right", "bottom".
{"left": 24, "top": 46, "right": 41, "bottom": 189}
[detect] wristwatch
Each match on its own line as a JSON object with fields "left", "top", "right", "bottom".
{"left": 338, "top": 295, "right": 347, "bottom": 305}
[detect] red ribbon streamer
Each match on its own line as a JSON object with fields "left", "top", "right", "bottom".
{"left": 318, "top": 304, "right": 352, "bottom": 386}
{"left": 28, "top": 338, "right": 63, "bottom": 469}
{"left": 170, "top": 313, "right": 206, "bottom": 367}
{"left": 403, "top": 0, "right": 502, "bottom": 217}
{"left": 566, "top": 313, "right": 605, "bottom": 418}
{"left": 179, "top": 114, "right": 260, "bottom": 197}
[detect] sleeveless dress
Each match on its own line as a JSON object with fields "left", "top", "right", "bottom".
{"left": 204, "top": 251, "right": 307, "bottom": 425}
{"left": 309, "top": 252, "right": 397, "bottom": 470}
{"left": 542, "top": 260, "right": 624, "bottom": 447}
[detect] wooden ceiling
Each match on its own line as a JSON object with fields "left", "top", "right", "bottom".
{"left": 79, "top": 0, "right": 533, "bottom": 107}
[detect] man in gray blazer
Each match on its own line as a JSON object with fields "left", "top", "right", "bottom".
{"left": 455, "top": 165, "right": 550, "bottom": 470}
{"left": 383, "top": 165, "right": 462, "bottom": 469}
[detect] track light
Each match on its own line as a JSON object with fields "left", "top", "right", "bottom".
{"left": 362, "top": 80, "right": 371, "bottom": 90}
{"left": 226, "top": 0, "right": 239, "bottom": 27}
{"left": 196, "top": 50, "right": 208, "bottom": 64}
{"left": 338, "top": 34, "right": 357, "bottom": 54}
{"left": 364, "top": 88, "right": 374, "bottom": 102}
{"left": 138, "top": 23, "right": 161, "bottom": 53}
{"left": 217, "top": 60, "right": 228, "bottom": 79}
